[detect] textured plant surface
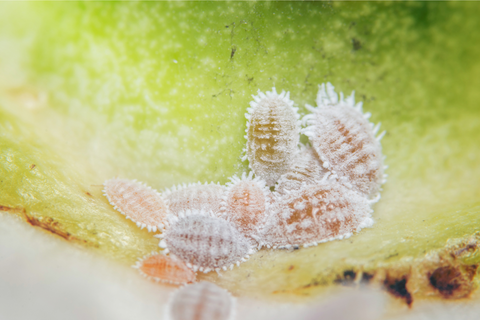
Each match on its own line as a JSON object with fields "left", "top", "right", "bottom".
{"left": 1, "top": 1, "right": 480, "bottom": 309}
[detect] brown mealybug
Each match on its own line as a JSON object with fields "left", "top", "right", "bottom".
{"left": 302, "top": 83, "right": 386, "bottom": 200}
{"left": 244, "top": 88, "right": 301, "bottom": 187}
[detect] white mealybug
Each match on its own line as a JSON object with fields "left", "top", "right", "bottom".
{"left": 221, "top": 172, "right": 271, "bottom": 244}
{"left": 302, "top": 83, "right": 386, "bottom": 199}
{"left": 168, "top": 281, "right": 235, "bottom": 320}
{"left": 275, "top": 144, "right": 329, "bottom": 195}
{"left": 157, "top": 210, "right": 254, "bottom": 272}
{"left": 133, "top": 252, "right": 196, "bottom": 285}
{"left": 103, "top": 178, "right": 169, "bottom": 232}
{"left": 261, "top": 178, "right": 374, "bottom": 249}
{"left": 164, "top": 182, "right": 225, "bottom": 217}
{"left": 244, "top": 88, "right": 301, "bottom": 187}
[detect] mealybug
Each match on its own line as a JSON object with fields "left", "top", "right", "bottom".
{"left": 164, "top": 182, "right": 225, "bottom": 217}
{"left": 244, "top": 88, "right": 301, "bottom": 186}
{"left": 133, "top": 253, "right": 195, "bottom": 285}
{"left": 157, "top": 210, "right": 254, "bottom": 272}
{"left": 302, "top": 83, "right": 386, "bottom": 199}
{"left": 275, "top": 144, "right": 328, "bottom": 195}
{"left": 168, "top": 281, "right": 235, "bottom": 320}
{"left": 221, "top": 172, "right": 270, "bottom": 243}
{"left": 103, "top": 178, "right": 168, "bottom": 232}
{"left": 261, "top": 179, "right": 373, "bottom": 248}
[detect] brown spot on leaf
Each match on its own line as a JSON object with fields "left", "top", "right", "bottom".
{"left": 288, "top": 265, "right": 295, "bottom": 271}
{"left": 0, "top": 205, "right": 26, "bottom": 214}
{"left": 23, "top": 212, "right": 93, "bottom": 246}
{"left": 334, "top": 270, "right": 357, "bottom": 286}
{"left": 29, "top": 164, "right": 36, "bottom": 170}
{"left": 85, "top": 192, "right": 92, "bottom": 196}
{"left": 428, "top": 265, "right": 477, "bottom": 299}
{"left": 384, "top": 276, "right": 413, "bottom": 306}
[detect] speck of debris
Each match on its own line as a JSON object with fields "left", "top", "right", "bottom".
{"left": 85, "top": 192, "right": 92, "bottom": 197}
{"left": 29, "top": 164, "right": 36, "bottom": 170}
{"left": 352, "top": 38, "right": 362, "bottom": 51}
{"left": 288, "top": 265, "right": 295, "bottom": 271}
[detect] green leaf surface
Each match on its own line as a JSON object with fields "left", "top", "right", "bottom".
{"left": 1, "top": 1, "right": 479, "bottom": 302}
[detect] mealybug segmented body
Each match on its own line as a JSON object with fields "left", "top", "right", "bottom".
{"left": 168, "top": 281, "right": 235, "bottom": 320}
{"left": 302, "top": 83, "right": 386, "bottom": 199}
{"left": 157, "top": 210, "right": 253, "bottom": 272}
{"left": 221, "top": 172, "right": 270, "bottom": 243}
{"left": 244, "top": 88, "right": 301, "bottom": 186}
{"left": 133, "top": 253, "right": 195, "bottom": 285}
{"left": 103, "top": 178, "right": 168, "bottom": 232}
{"left": 164, "top": 182, "right": 225, "bottom": 217}
{"left": 275, "top": 144, "right": 328, "bottom": 195}
{"left": 261, "top": 179, "right": 373, "bottom": 248}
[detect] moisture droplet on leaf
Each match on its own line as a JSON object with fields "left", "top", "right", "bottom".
{"left": 244, "top": 88, "right": 301, "bottom": 187}
{"left": 103, "top": 178, "right": 168, "bottom": 232}
{"left": 302, "top": 83, "right": 386, "bottom": 199}
{"left": 160, "top": 210, "right": 253, "bottom": 272}
{"left": 262, "top": 179, "right": 373, "bottom": 248}
{"left": 133, "top": 253, "right": 195, "bottom": 285}
{"left": 169, "top": 281, "right": 234, "bottom": 320}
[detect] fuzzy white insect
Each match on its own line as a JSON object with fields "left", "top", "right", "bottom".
{"left": 133, "top": 252, "right": 196, "bottom": 285}
{"left": 261, "top": 177, "right": 374, "bottom": 249}
{"left": 275, "top": 144, "right": 329, "bottom": 195}
{"left": 221, "top": 172, "right": 271, "bottom": 244}
{"left": 168, "top": 281, "right": 235, "bottom": 320}
{"left": 164, "top": 182, "right": 225, "bottom": 217}
{"left": 244, "top": 87, "right": 301, "bottom": 187}
{"left": 103, "top": 178, "right": 169, "bottom": 232}
{"left": 302, "top": 83, "right": 386, "bottom": 199}
{"left": 157, "top": 210, "right": 254, "bottom": 273}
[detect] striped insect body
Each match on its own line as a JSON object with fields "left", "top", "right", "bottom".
{"left": 275, "top": 144, "right": 329, "bottom": 195}
{"left": 221, "top": 172, "right": 271, "bottom": 244}
{"left": 261, "top": 178, "right": 373, "bottom": 249}
{"left": 164, "top": 182, "right": 225, "bottom": 217}
{"left": 103, "top": 178, "right": 169, "bottom": 232}
{"left": 244, "top": 88, "right": 301, "bottom": 187}
{"left": 157, "top": 210, "right": 254, "bottom": 272}
{"left": 133, "top": 252, "right": 195, "bottom": 285}
{"left": 302, "top": 83, "right": 386, "bottom": 200}
{"left": 168, "top": 281, "right": 235, "bottom": 320}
